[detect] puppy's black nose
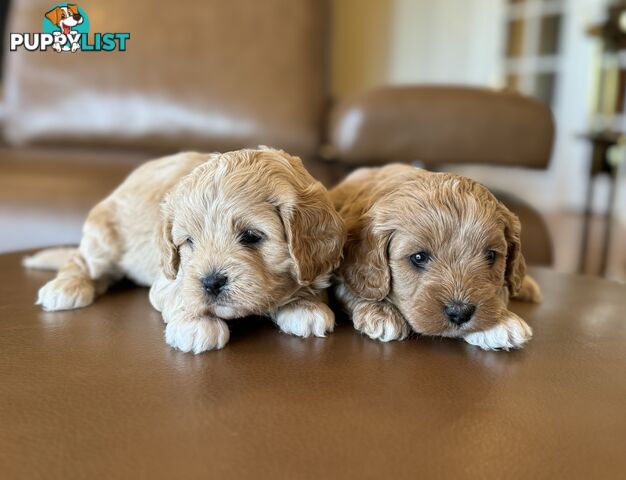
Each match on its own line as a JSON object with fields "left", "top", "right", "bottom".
{"left": 444, "top": 302, "right": 475, "bottom": 325}
{"left": 202, "top": 273, "right": 228, "bottom": 296}
{"left": 73, "top": 14, "right": 82, "bottom": 20}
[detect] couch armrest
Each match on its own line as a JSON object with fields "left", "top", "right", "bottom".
{"left": 326, "top": 86, "right": 554, "bottom": 168}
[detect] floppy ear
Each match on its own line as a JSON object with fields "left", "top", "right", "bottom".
{"left": 279, "top": 182, "right": 346, "bottom": 286}
{"left": 67, "top": 4, "right": 79, "bottom": 16}
{"left": 341, "top": 212, "right": 391, "bottom": 302}
{"left": 158, "top": 194, "right": 179, "bottom": 280}
{"left": 500, "top": 206, "right": 526, "bottom": 296}
{"left": 45, "top": 7, "right": 61, "bottom": 25}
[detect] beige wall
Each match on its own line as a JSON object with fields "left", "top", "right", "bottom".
{"left": 331, "top": 0, "right": 394, "bottom": 96}
{"left": 331, "top": 0, "right": 505, "bottom": 97}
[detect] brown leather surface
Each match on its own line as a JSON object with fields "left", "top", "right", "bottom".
{"left": 327, "top": 86, "right": 555, "bottom": 167}
{"left": 2, "top": 250, "right": 625, "bottom": 479}
{"left": 0, "top": 146, "right": 144, "bottom": 252}
{"left": 4, "top": 0, "right": 328, "bottom": 157}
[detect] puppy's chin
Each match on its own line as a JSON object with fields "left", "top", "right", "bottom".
{"left": 205, "top": 298, "right": 266, "bottom": 320}
{"left": 407, "top": 318, "right": 464, "bottom": 338}
{"left": 409, "top": 319, "right": 488, "bottom": 339}
{"left": 404, "top": 306, "right": 502, "bottom": 338}
{"left": 211, "top": 304, "right": 244, "bottom": 320}
{"left": 439, "top": 322, "right": 479, "bottom": 338}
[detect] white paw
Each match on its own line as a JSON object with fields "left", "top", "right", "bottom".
{"left": 464, "top": 312, "right": 532, "bottom": 351}
{"left": 275, "top": 302, "right": 335, "bottom": 338}
{"left": 36, "top": 277, "right": 95, "bottom": 311}
{"left": 353, "top": 302, "right": 410, "bottom": 342}
{"left": 165, "top": 318, "right": 230, "bottom": 354}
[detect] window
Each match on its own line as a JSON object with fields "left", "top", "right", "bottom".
{"left": 502, "top": 0, "right": 564, "bottom": 107}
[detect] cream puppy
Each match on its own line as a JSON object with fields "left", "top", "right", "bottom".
{"left": 25, "top": 148, "right": 346, "bottom": 353}
{"left": 330, "top": 164, "right": 541, "bottom": 351}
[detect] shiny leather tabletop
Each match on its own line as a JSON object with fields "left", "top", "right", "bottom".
{"left": 1, "top": 251, "right": 625, "bottom": 479}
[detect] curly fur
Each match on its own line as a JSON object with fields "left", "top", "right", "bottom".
{"left": 331, "top": 164, "right": 540, "bottom": 350}
{"left": 26, "top": 148, "right": 346, "bottom": 353}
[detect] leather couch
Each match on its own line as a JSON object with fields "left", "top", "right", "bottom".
{"left": 1, "top": 0, "right": 554, "bottom": 264}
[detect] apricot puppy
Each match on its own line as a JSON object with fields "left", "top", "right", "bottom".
{"left": 330, "top": 164, "right": 541, "bottom": 350}
{"left": 24, "top": 148, "right": 346, "bottom": 353}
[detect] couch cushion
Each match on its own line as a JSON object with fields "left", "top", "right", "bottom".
{"left": 0, "top": 146, "right": 146, "bottom": 252}
{"left": 4, "top": 0, "right": 328, "bottom": 157}
{"left": 327, "top": 86, "right": 554, "bottom": 168}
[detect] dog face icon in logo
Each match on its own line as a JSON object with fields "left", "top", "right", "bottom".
{"left": 44, "top": 4, "right": 86, "bottom": 52}
{"left": 9, "top": 3, "right": 127, "bottom": 53}
{"left": 45, "top": 4, "right": 83, "bottom": 34}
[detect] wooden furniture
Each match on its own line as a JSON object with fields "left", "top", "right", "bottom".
{"left": 580, "top": 2, "right": 626, "bottom": 275}
{"left": 578, "top": 132, "right": 621, "bottom": 275}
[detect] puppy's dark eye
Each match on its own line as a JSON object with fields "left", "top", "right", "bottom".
{"left": 486, "top": 250, "right": 497, "bottom": 265}
{"left": 239, "top": 229, "right": 264, "bottom": 246}
{"left": 410, "top": 251, "right": 431, "bottom": 269}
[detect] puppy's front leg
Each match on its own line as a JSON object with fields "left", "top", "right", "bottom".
{"left": 353, "top": 300, "right": 411, "bottom": 342}
{"left": 273, "top": 296, "right": 335, "bottom": 338}
{"left": 149, "top": 273, "right": 179, "bottom": 315}
{"left": 336, "top": 284, "right": 410, "bottom": 342}
{"left": 164, "top": 315, "right": 230, "bottom": 354}
{"left": 150, "top": 274, "right": 229, "bottom": 353}
{"left": 463, "top": 311, "right": 532, "bottom": 351}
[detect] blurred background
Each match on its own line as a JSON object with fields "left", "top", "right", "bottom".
{"left": 0, "top": 0, "right": 624, "bottom": 281}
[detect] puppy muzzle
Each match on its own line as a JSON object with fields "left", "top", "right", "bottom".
{"left": 443, "top": 301, "right": 475, "bottom": 326}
